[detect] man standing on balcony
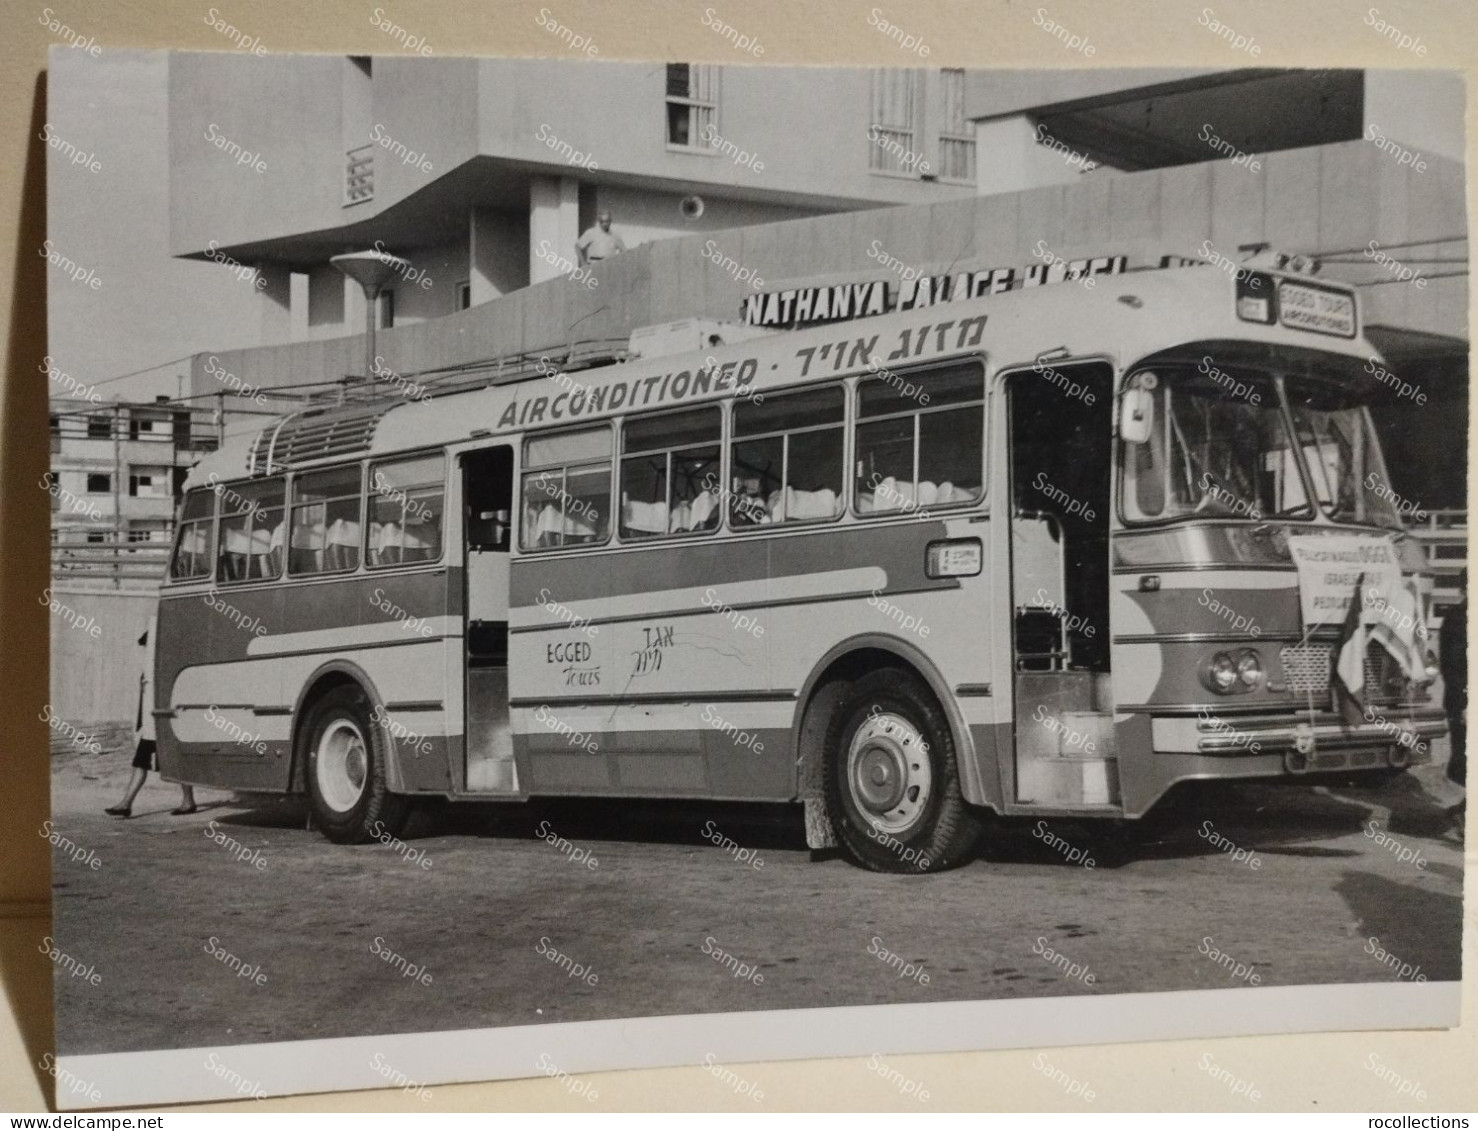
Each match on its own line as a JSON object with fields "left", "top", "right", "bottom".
{"left": 575, "top": 211, "right": 626, "bottom": 267}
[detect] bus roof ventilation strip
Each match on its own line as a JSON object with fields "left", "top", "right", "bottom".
{"left": 249, "top": 406, "right": 389, "bottom": 474}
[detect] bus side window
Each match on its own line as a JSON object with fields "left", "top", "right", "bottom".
{"left": 169, "top": 488, "right": 216, "bottom": 581}
{"left": 368, "top": 454, "right": 445, "bottom": 566}
{"left": 854, "top": 361, "right": 984, "bottom": 515}
{"left": 290, "top": 465, "right": 363, "bottom": 574}
{"left": 620, "top": 406, "right": 721, "bottom": 539}
{"left": 731, "top": 385, "right": 845, "bottom": 526}
{"left": 520, "top": 425, "right": 612, "bottom": 550}
{"left": 216, "top": 477, "right": 284, "bottom": 582}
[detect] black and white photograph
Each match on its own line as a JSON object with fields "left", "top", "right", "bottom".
{"left": 35, "top": 9, "right": 1468, "bottom": 1111}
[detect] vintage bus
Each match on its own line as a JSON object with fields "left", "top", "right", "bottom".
{"left": 154, "top": 251, "right": 1447, "bottom": 871}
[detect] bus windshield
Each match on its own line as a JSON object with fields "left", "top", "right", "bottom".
{"left": 1120, "top": 365, "right": 1404, "bottom": 529}
{"left": 1282, "top": 377, "right": 1403, "bottom": 528}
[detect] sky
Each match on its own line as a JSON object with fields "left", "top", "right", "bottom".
{"left": 46, "top": 48, "right": 264, "bottom": 403}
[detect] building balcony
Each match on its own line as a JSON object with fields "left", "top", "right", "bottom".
{"left": 119, "top": 495, "right": 176, "bottom": 521}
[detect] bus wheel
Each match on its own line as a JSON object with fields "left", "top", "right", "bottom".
{"left": 822, "top": 668, "right": 979, "bottom": 873}
{"left": 303, "top": 685, "right": 410, "bottom": 845}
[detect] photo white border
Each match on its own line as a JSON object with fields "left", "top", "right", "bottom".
{"left": 59, "top": 981, "right": 1459, "bottom": 1108}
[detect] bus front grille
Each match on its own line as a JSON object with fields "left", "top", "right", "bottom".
{"left": 1278, "top": 640, "right": 1425, "bottom": 705}
{"left": 1280, "top": 642, "right": 1332, "bottom": 696}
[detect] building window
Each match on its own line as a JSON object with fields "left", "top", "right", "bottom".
{"left": 343, "top": 58, "right": 374, "bottom": 206}
{"left": 730, "top": 386, "right": 846, "bottom": 526}
{"left": 521, "top": 426, "right": 612, "bottom": 550}
{"left": 86, "top": 415, "right": 112, "bottom": 439}
{"left": 620, "top": 406, "right": 722, "bottom": 539}
{"left": 937, "top": 68, "right": 975, "bottom": 183}
{"left": 854, "top": 362, "right": 985, "bottom": 515}
{"left": 345, "top": 145, "right": 375, "bottom": 206}
{"left": 126, "top": 529, "right": 153, "bottom": 544}
{"left": 86, "top": 473, "right": 110, "bottom": 494}
{"left": 129, "top": 415, "right": 166, "bottom": 441}
{"left": 870, "top": 69, "right": 919, "bottom": 175}
{"left": 368, "top": 455, "right": 445, "bottom": 566}
{"left": 377, "top": 290, "right": 395, "bottom": 330}
{"left": 86, "top": 532, "right": 107, "bottom": 544}
{"left": 457, "top": 281, "right": 471, "bottom": 310}
{"left": 127, "top": 472, "right": 171, "bottom": 498}
{"left": 666, "top": 64, "right": 718, "bottom": 149}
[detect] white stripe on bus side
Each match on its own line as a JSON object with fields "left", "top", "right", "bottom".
{"left": 1115, "top": 571, "right": 1297, "bottom": 591}
{"left": 245, "top": 615, "right": 462, "bottom": 656}
{"left": 172, "top": 707, "right": 291, "bottom": 746}
{"left": 508, "top": 566, "right": 890, "bottom": 629}
{"left": 1112, "top": 570, "right": 1296, "bottom": 635}
{"left": 516, "top": 699, "right": 797, "bottom": 736}
{"left": 172, "top": 639, "right": 462, "bottom": 736}
{"left": 1108, "top": 642, "right": 1164, "bottom": 707}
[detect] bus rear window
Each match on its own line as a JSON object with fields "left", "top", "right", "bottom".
{"left": 620, "top": 406, "right": 721, "bottom": 538}
{"left": 290, "top": 466, "right": 364, "bottom": 574}
{"left": 369, "top": 455, "right": 446, "bottom": 566}
{"left": 730, "top": 386, "right": 844, "bottom": 526}
{"left": 522, "top": 425, "right": 612, "bottom": 550}
{"left": 855, "top": 362, "right": 984, "bottom": 515}
{"left": 169, "top": 488, "right": 215, "bottom": 581}
{"left": 217, "top": 478, "right": 284, "bottom": 583}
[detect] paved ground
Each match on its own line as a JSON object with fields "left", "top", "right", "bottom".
{"left": 48, "top": 745, "right": 1465, "bottom": 1056}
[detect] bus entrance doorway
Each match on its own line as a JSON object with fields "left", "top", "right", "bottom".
{"left": 461, "top": 446, "right": 518, "bottom": 793}
{"left": 1005, "top": 362, "right": 1119, "bottom": 809}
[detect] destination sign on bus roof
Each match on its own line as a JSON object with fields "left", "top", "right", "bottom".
{"left": 1277, "top": 279, "right": 1356, "bottom": 337}
{"left": 742, "top": 252, "right": 1129, "bottom": 328}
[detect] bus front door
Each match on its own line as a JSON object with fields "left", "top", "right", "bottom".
{"left": 461, "top": 447, "right": 518, "bottom": 793}
{"left": 1004, "top": 362, "right": 1120, "bottom": 810}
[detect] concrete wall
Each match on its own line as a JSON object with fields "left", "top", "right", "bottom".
{"left": 590, "top": 184, "right": 826, "bottom": 255}
{"left": 168, "top": 57, "right": 979, "bottom": 261}
{"left": 169, "top": 53, "right": 345, "bottom": 256}
{"left": 382, "top": 240, "right": 469, "bottom": 326}
{"left": 47, "top": 586, "right": 158, "bottom": 735}
{"left": 474, "top": 59, "right": 973, "bottom": 208}
{"left": 190, "top": 139, "right": 1466, "bottom": 403}
{"left": 471, "top": 207, "right": 530, "bottom": 302}
{"left": 370, "top": 55, "right": 480, "bottom": 214}
{"left": 1364, "top": 70, "right": 1466, "bottom": 162}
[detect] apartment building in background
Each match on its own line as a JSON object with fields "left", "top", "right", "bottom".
{"left": 48, "top": 397, "right": 220, "bottom": 586}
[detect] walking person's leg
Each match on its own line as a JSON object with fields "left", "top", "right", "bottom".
{"left": 107, "top": 738, "right": 157, "bottom": 817}
{"left": 173, "top": 783, "right": 198, "bottom": 816}
{"left": 106, "top": 767, "right": 147, "bottom": 817}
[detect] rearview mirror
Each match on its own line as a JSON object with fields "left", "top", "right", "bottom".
{"left": 1120, "top": 387, "right": 1154, "bottom": 444}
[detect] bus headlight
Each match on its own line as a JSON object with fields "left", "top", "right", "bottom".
{"left": 1236, "top": 649, "right": 1264, "bottom": 688}
{"left": 1206, "top": 652, "right": 1239, "bottom": 693}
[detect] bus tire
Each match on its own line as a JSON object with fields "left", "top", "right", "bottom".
{"left": 822, "top": 667, "right": 979, "bottom": 872}
{"left": 302, "top": 685, "right": 410, "bottom": 845}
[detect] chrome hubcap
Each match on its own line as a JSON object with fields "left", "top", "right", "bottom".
{"left": 316, "top": 719, "right": 368, "bottom": 813}
{"left": 847, "top": 711, "right": 932, "bottom": 836}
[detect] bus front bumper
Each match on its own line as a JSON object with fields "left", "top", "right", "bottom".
{"left": 1151, "top": 707, "right": 1446, "bottom": 772}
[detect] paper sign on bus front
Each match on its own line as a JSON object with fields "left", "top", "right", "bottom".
{"left": 1286, "top": 535, "right": 1402, "bottom": 624}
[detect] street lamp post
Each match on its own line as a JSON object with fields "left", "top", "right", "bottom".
{"left": 330, "top": 249, "right": 412, "bottom": 404}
